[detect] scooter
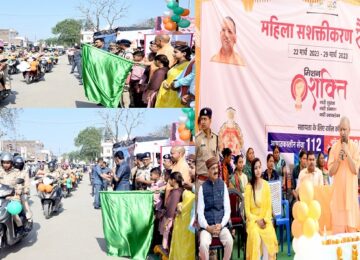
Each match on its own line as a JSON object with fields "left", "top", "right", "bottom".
{"left": 0, "top": 67, "right": 12, "bottom": 102}
{"left": 40, "top": 56, "right": 53, "bottom": 73}
{"left": 37, "top": 176, "right": 62, "bottom": 219}
{"left": 0, "top": 179, "right": 32, "bottom": 249}
{"left": 17, "top": 58, "right": 45, "bottom": 85}
{"left": 7, "top": 57, "right": 19, "bottom": 75}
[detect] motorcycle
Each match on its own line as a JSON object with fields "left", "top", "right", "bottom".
{"left": 37, "top": 176, "right": 62, "bottom": 219}
{"left": 0, "top": 64, "right": 12, "bottom": 102}
{"left": 61, "top": 176, "right": 72, "bottom": 198}
{"left": 0, "top": 179, "right": 32, "bottom": 249}
{"left": 17, "top": 58, "right": 45, "bottom": 84}
{"left": 40, "top": 56, "right": 53, "bottom": 73}
{"left": 7, "top": 57, "right": 19, "bottom": 75}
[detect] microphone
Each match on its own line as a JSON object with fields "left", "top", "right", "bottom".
{"left": 340, "top": 136, "right": 347, "bottom": 160}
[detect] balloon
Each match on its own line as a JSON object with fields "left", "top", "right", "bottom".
{"left": 178, "top": 19, "right": 191, "bottom": 28}
{"left": 181, "top": 8, "right": 190, "bottom": 16}
{"left": 314, "top": 220, "right": 319, "bottom": 232}
{"left": 308, "top": 200, "right": 321, "bottom": 220}
{"left": 164, "top": 10, "right": 172, "bottom": 16}
{"left": 45, "top": 185, "right": 53, "bottom": 193}
{"left": 163, "top": 16, "right": 171, "bottom": 25}
{"left": 186, "top": 119, "right": 195, "bottom": 130}
{"left": 292, "top": 201, "right": 300, "bottom": 220}
{"left": 292, "top": 237, "right": 299, "bottom": 253}
{"left": 164, "top": 21, "right": 177, "bottom": 31}
{"left": 179, "top": 116, "right": 187, "bottom": 123}
{"left": 167, "top": 1, "right": 179, "bottom": 10}
{"left": 297, "top": 201, "right": 309, "bottom": 222}
{"left": 187, "top": 109, "right": 195, "bottom": 120}
{"left": 171, "top": 14, "right": 181, "bottom": 23}
{"left": 173, "top": 6, "right": 184, "bottom": 15}
{"left": 191, "top": 129, "right": 196, "bottom": 136}
{"left": 181, "top": 108, "right": 189, "bottom": 113}
{"left": 303, "top": 218, "right": 316, "bottom": 238}
{"left": 178, "top": 123, "right": 186, "bottom": 133}
{"left": 299, "top": 180, "right": 314, "bottom": 204}
{"left": 179, "top": 129, "right": 191, "bottom": 141}
{"left": 38, "top": 183, "right": 46, "bottom": 192}
{"left": 7, "top": 200, "right": 23, "bottom": 215}
{"left": 292, "top": 219, "right": 303, "bottom": 238}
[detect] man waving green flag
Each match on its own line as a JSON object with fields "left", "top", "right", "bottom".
{"left": 82, "top": 44, "right": 133, "bottom": 108}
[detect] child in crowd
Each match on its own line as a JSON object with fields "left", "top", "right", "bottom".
{"left": 130, "top": 51, "right": 147, "bottom": 107}
{"left": 149, "top": 167, "right": 166, "bottom": 212}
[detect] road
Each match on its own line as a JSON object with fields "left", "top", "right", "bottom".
{"left": 0, "top": 177, "right": 124, "bottom": 260}
{"left": 1, "top": 56, "right": 99, "bottom": 108}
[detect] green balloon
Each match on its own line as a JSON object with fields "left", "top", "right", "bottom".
{"left": 167, "top": 1, "right": 179, "bottom": 10}
{"left": 171, "top": 14, "right": 181, "bottom": 23}
{"left": 182, "top": 108, "right": 189, "bottom": 113}
{"left": 191, "top": 129, "right": 196, "bottom": 136}
{"left": 186, "top": 119, "right": 194, "bottom": 130}
{"left": 178, "top": 19, "right": 191, "bottom": 28}
{"left": 188, "top": 109, "right": 195, "bottom": 120}
{"left": 7, "top": 200, "right": 23, "bottom": 215}
{"left": 173, "top": 6, "right": 184, "bottom": 15}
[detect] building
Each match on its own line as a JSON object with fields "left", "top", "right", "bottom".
{"left": 0, "top": 140, "right": 45, "bottom": 161}
{"left": 0, "top": 29, "right": 19, "bottom": 46}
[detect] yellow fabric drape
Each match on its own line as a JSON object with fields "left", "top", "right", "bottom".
{"left": 244, "top": 182, "right": 278, "bottom": 260}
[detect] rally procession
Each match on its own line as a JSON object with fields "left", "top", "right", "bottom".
{"left": 1, "top": 0, "right": 360, "bottom": 260}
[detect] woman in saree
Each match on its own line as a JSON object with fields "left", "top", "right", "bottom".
{"left": 244, "top": 158, "right": 278, "bottom": 260}
{"left": 155, "top": 45, "right": 191, "bottom": 108}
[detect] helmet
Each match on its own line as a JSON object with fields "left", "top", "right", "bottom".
{"left": 13, "top": 156, "right": 25, "bottom": 171}
{"left": 48, "top": 161, "right": 56, "bottom": 171}
{"left": 1, "top": 152, "right": 13, "bottom": 163}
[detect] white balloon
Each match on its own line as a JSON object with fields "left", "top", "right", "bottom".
{"left": 292, "top": 238, "right": 299, "bottom": 253}
{"left": 179, "top": 116, "right": 187, "bottom": 123}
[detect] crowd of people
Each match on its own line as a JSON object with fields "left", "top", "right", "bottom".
{"left": 89, "top": 34, "right": 195, "bottom": 108}
{"left": 90, "top": 146, "right": 196, "bottom": 257}
{"left": 195, "top": 107, "right": 360, "bottom": 259}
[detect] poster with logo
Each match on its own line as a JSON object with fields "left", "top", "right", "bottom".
{"left": 198, "top": 0, "right": 360, "bottom": 166}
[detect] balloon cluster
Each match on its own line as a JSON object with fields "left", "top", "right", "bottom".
{"left": 163, "top": 0, "right": 191, "bottom": 31}
{"left": 292, "top": 180, "right": 321, "bottom": 238}
{"left": 38, "top": 183, "right": 53, "bottom": 193}
{"left": 178, "top": 108, "right": 195, "bottom": 141}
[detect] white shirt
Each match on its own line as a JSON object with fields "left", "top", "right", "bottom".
{"left": 296, "top": 167, "right": 324, "bottom": 191}
{"left": 197, "top": 181, "right": 231, "bottom": 229}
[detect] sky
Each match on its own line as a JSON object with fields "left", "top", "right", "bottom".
{"left": 10, "top": 109, "right": 185, "bottom": 155}
{"left": 0, "top": 0, "right": 194, "bottom": 41}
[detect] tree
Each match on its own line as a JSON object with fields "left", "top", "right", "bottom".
{"left": 0, "top": 108, "right": 20, "bottom": 138}
{"left": 52, "top": 19, "right": 83, "bottom": 46}
{"left": 148, "top": 125, "right": 172, "bottom": 138}
{"left": 74, "top": 127, "right": 102, "bottom": 161}
{"left": 132, "top": 18, "right": 155, "bottom": 28}
{"left": 78, "top": 0, "right": 130, "bottom": 31}
{"left": 44, "top": 37, "right": 59, "bottom": 46}
{"left": 98, "top": 109, "right": 145, "bottom": 142}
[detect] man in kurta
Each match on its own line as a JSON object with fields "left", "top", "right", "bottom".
{"left": 328, "top": 116, "right": 360, "bottom": 234}
{"left": 149, "top": 34, "right": 175, "bottom": 79}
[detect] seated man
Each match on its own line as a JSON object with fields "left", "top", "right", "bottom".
{"left": 197, "top": 157, "right": 233, "bottom": 260}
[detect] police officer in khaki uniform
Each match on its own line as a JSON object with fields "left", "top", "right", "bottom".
{"left": 195, "top": 108, "right": 219, "bottom": 192}
{"left": 0, "top": 153, "right": 31, "bottom": 231}
{"left": 135, "top": 152, "right": 153, "bottom": 190}
{"left": 46, "top": 161, "right": 61, "bottom": 180}
{"left": 162, "top": 154, "right": 173, "bottom": 182}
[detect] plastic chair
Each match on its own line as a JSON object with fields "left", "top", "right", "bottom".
{"left": 275, "top": 199, "right": 291, "bottom": 256}
{"left": 228, "top": 188, "right": 246, "bottom": 259}
{"left": 209, "top": 237, "right": 224, "bottom": 259}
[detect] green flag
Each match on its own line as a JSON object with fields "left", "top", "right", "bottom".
{"left": 82, "top": 44, "right": 133, "bottom": 108}
{"left": 100, "top": 191, "right": 154, "bottom": 260}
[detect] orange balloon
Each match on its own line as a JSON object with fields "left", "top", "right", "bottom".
{"left": 38, "top": 183, "right": 46, "bottom": 192}
{"left": 163, "top": 16, "right": 171, "bottom": 25}
{"left": 178, "top": 123, "right": 186, "bottom": 133}
{"left": 181, "top": 9, "right": 190, "bottom": 16}
{"left": 297, "top": 201, "right": 309, "bottom": 222}
{"left": 165, "top": 21, "right": 177, "bottom": 31}
{"left": 45, "top": 185, "right": 53, "bottom": 193}
{"left": 292, "top": 219, "right": 303, "bottom": 238}
{"left": 292, "top": 201, "right": 301, "bottom": 220}
{"left": 179, "top": 129, "right": 191, "bottom": 141}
